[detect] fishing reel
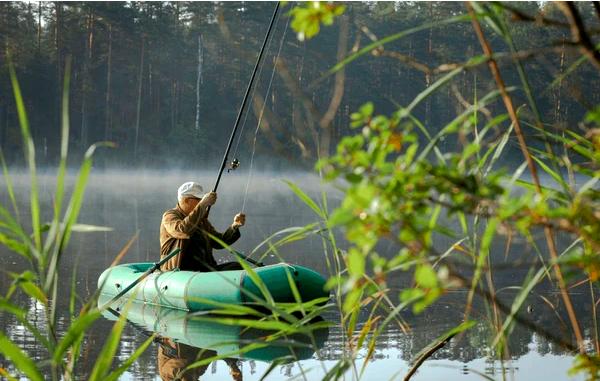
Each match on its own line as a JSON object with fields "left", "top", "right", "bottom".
{"left": 227, "top": 158, "right": 240, "bottom": 173}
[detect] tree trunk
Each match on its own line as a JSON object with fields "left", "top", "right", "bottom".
{"left": 318, "top": 14, "right": 349, "bottom": 159}
{"left": 171, "top": 80, "right": 176, "bottom": 132}
{"left": 425, "top": 3, "right": 434, "bottom": 128}
{"left": 134, "top": 36, "right": 145, "bottom": 160}
{"left": 195, "top": 34, "right": 203, "bottom": 133}
{"left": 37, "top": 2, "right": 41, "bottom": 54}
{"left": 80, "top": 8, "right": 93, "bottom": 149}
{"left": 104, "top": 23, "right": 112, "bottom": 141}
{"left": 54, "top": 1, "right": 62, "bottom": 160}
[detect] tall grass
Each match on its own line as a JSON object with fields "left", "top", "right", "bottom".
{"left": 0, "top": 60, "right": 149, "bottom": 381}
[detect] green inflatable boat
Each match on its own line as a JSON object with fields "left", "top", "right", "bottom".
{"left": 97, "top": 262, "right": 329, "bottom": 311}
{"left": 99, "top": 294, "right": 329, "bottom": 362}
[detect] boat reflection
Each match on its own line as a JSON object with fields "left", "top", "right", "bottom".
{"left": 99, "top": 295, "right": 329, "bottom": 380}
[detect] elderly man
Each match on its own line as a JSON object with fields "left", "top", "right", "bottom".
{"left": 160, "top": 181, "right": 245, "bottom": 272}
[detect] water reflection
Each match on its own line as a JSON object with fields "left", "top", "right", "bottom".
{"left": 157, "top": 341, "right": 242, "bottom": 381}
{"left": 99, "top": 294, "right": 329, "bottom": 381}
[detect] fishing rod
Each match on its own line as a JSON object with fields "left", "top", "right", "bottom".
{"left": 212, "top": 1, "right": 280, "bottom": 194}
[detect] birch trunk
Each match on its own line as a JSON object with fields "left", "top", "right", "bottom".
{"left": 104, "top": 23, "right": 112, "bottom": 141}
{"left": 134, "top": 36, "right": 145, "bottom": 160}
{"left": 195, "top": 34, "right": 203, "bottom": 133}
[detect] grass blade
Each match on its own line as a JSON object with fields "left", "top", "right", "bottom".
{"left": 52, "top": 310, "right": 103, "bottom": 365}
{"left": 0, "top": 332, "right": 44, "bottom": 381}
{"left": 0, "top": 149, "right": 19, "bottom": 219}
{"left": 103, "top": 333, "right": 155, "bottom": 381}
{"left": 8, "top": 62, "right": 41, "bottom": 254}
{"left": 88, "top": 305, "right": 129, "bottom": 381}
{"left": 284, "top": 180, "right": 324, "bottom": 218}
{"left": 492, "top": 266, "right": 546, "bottom": 348}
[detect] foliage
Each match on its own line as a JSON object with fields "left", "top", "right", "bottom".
{"left": 287, "top": 2, "right": 346, "bottom": 41}
{"left": 286, "top": 1, "right": 600, "bottom": 379}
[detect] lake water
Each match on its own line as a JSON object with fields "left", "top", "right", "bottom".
{"left": 0, "top": 170, "right": 591, "bottom": 380}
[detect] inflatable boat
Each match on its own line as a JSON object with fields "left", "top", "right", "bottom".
{"left": 97, "top": 262, "right": 329, "bottom": 311}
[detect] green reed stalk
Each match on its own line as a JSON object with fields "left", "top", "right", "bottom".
{"left": 467, "top": 2, "right": 585, "bottom": 352}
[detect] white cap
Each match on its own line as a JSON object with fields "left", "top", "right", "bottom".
{"left": 177, "top": 181, "right": 204, "bottom": 202}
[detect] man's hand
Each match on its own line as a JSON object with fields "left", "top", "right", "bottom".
{"left": 200, "top": 191, "right": 217, "bottom": 207}
{"left": 232, "top": 213, "right": 245, "bottom": 228}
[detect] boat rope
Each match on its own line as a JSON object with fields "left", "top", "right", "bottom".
{"left": 241, "top": 13, "right": 291, "bottom": 213}
{"left": 212, "top": 2, "right": 281, "bottom": 194}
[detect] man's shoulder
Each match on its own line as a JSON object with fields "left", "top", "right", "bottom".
{"left": 162, "top": 207, "right": 184, "bottom": 220}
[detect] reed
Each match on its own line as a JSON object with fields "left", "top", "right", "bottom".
{"left": 0, "top": 61, "right": 149, "bottom": 381}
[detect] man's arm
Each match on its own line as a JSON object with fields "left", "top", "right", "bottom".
{"left": 205, "top": 221, "right": 241, "bottom": 249}
{"left": 162, "top": 201, "right": 209, "bottom": 239}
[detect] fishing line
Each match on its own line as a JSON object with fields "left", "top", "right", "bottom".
{"left": 230, "top": 12, "right": 281, "bottom": 165}
{"left": 241, "top": 13, "right": 290, "bottom": 213}
{"left": 213, "top": 2, "right": 280, "bottom": 194}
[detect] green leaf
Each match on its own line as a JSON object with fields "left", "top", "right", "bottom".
{"left": 53, "top": 310, "right": 102, "bottom": 365}
{"left": 359, "top": 102, "right": 374, "bottom": 118}
{"left": 0, "top": 232, "right": 28, "bottom": 257}
{"left": 19, "top": 281, "right": 47, "bottom": 306}
{"left": 88, "top": 306, "right": 128, "bottom": 381}
{"left": 190, "top": 315, "right": 294, "bottom": 332}
{"left": 0, "top": 332, "right": 44, "bottom": 381}
{"left": 532, "top": 156, "right": 569, "bottom": 193}
{"left": 328, "top": 208, "right": 354, "bottom": 227}
{"left": 415, "top": 264, "right": 437, "bottom": 289}
{"left": 9, "top": 61, "right": 42, "bottom": 253}
{"left": 347, "top": 248, "right": 365, "bottom": 277}
{"left": 283, "top": 180, "right": 324, "bottom": 218}
{"left": 0, "top": 149, "right": 19, "bottom": 219}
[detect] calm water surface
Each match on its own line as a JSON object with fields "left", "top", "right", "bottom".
{"left": 0, "top": 170, "right": 590, "bottom": 380}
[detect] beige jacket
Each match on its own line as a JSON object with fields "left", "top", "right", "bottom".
{"left": 159, "top": 202, "right": 240, "bottom": 271}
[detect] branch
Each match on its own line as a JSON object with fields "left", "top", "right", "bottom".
{"left": 274, "top": 57, "right": 322, "bottom": 130}
{"left": 499, "top": 2, "right": 571, "bottom": 28}
{"left": 404, "top": 332, "right": 456, "bottom": 381}
{"left": 359, "top": 24, "right": 433, "bottom": 75}
{"left": 250, "top": 93, "right": 300, "bottom": 160}
{"left": 319, "top": 14, "right": 349, "bottom": 130}
{"left": 558, "top": 1, "right": 600, "bottom": 70}
{"left": 450, "top": 84, "right": 492, "bottom": 120}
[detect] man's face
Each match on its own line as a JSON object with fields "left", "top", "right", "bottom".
{"left": 180, "top": 196, "right": 200, "bottom": 215}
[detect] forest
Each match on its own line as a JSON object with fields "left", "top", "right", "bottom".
{"left": 1, "top": 2, "right": 599, "bottom": 169}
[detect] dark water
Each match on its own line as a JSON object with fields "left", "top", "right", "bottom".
{"left": 0, "top": 170, "right": 591, "bottom": 380}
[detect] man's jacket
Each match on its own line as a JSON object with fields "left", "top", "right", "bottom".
{"left": 159, "top": 203, "right": 240, "bottom": 271}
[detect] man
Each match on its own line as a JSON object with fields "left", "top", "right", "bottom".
{"left": 160, "top": 181, "right": 245, "bottom": 272}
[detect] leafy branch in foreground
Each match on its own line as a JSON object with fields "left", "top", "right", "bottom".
{"left": 284, "top": 1, "right": 600, "bottom": 379}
